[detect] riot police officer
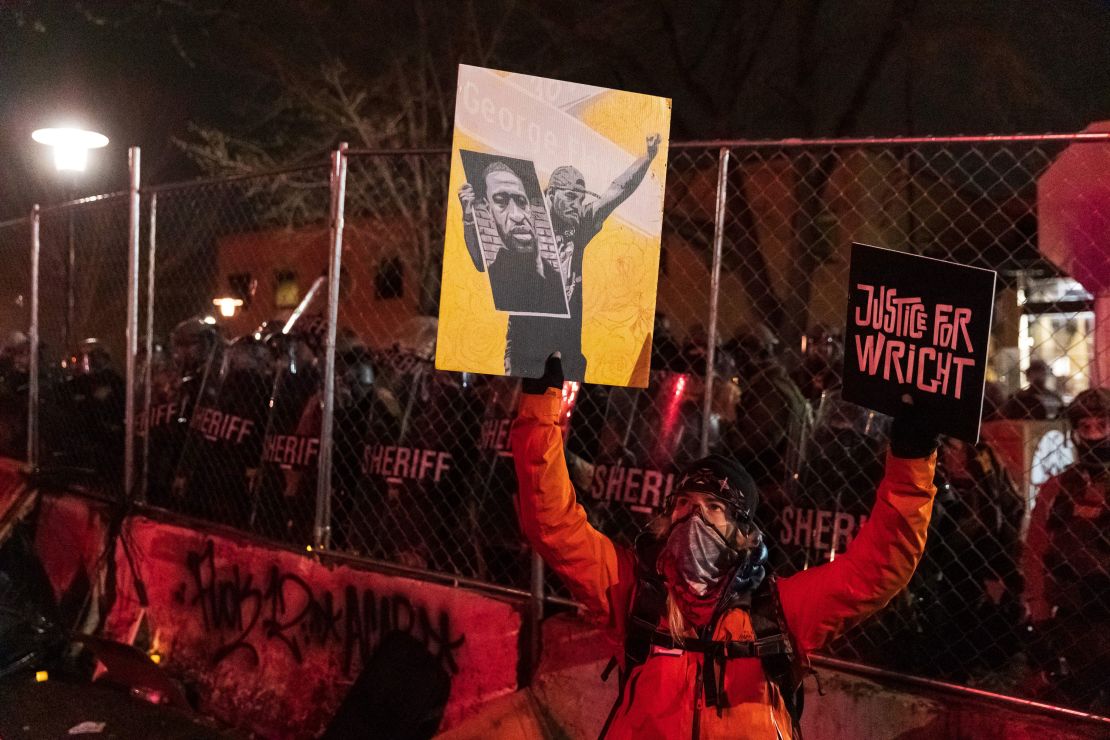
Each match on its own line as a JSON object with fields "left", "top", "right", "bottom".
{"left": 251, "top": 317, "right": 324, "bottom": 541}
{"left": 1024, "top": 388, "right": 1110, "bottom": 711}
{"left": 62, "top": 338, "right": 126, "bottom": 486}
{"left": 173, "top": 332, "right": 271, "bottom": 526}
{"left": 144, "top": 317, "right": 222, "bottom": 506}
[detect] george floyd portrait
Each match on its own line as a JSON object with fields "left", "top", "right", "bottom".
{"left": 458, "top": 151, "right": 570, "bottom": 317}
{"left": 438, "top": 65, "right": 671, "bottom": 387}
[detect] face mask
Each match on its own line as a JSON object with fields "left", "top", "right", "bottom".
{"left": 658, "top": 512, "right": 741, "bottom": 607}
{"left": 1077, "top": 437, "right": 1110, "bottom": 470}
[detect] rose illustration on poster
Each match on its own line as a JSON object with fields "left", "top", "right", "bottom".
{"left": 842, "top": 243, "right": 998, "bottom": 442}
{"left": 437, "top": 64, "right": 672, "bottom": 387}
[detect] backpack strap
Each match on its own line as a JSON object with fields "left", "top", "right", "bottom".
{"left": 628, "top": 616, "right": 792, "bottom": 657}
{"left": 598, "top": 563, "right": 667, "bottom": 739}
{"left": 751, "top": 575, "right": 808, "bottom": 732}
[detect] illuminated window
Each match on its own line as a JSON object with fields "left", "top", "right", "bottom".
{"left": 274, "top": 270, "right": 300, "bottom": 309}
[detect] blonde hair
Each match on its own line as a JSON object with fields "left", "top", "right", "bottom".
{"left": 667, "top": 591, "right": 688, "bottom": 645}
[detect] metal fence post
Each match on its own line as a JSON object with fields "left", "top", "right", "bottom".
{"left": 314, "top": 142, "right": 348, "bottom": 550}
{"left": 701, "top": 146, "right": 730, "bottom": 457}
{"left": 124, "top": 147, "right": 141, "bottom": 501}
{"left": 139, "top": 192, "right": 157, "bottom": 503}
{"left": 27, "top": 205, "right": 41, "bottom": 468}
{"left": 526, "top": 550, "right": 545, "bottom": 684}
{"left": 65, "top": 209, "right": 74, "bottom": 352}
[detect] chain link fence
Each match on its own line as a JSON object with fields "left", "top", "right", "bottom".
{"left": 0, "top": 218, "right": 32, "bottom": 461}
{"left": 138, "top": 166, "right": 333, "bottom": 542}
{"left": 32, "top": 197, "right": 131, "bottom": 487}
{"left": 1, "top": 135, "right": 1107, "bottom": 715}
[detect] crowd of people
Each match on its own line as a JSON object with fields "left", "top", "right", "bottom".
{"left": 0, "top": 313, "right": 1105, "bottom": 711}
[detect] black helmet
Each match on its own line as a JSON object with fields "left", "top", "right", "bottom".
{"left": 171, "top": 316, "right": 221, "bottom": 347}
{"left": 73, "top": 337, "right": 112, "bottom": 375}
{"left": 289, "top": 314, "right": 329, "bottom": 355}
{"left": 336, "top": 329, "right": 375, "bottom": 392}
{"left": 227, "top": 334, "right": 271, "bottom": 374}
{"left": 1066, "top": 388, "right": 1110, "bottom": 427}
{"left": 725, "top": 323, "right": 778, "bottom": 369}
{"left": 803, "top": 325, "right": 843, "bottom": 360}
{"left": 671, "top": 454, "right": 758, "bottom": 523}
{"left": 171, "top": 316, "right": 222, "bottom": 372}
{"left": 678, "top": 337, "right": 736, "bottom": 378}
{"left": 253, "top": 319, "right": 284, "bottom": 345}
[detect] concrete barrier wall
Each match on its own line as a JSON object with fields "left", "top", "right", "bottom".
{"left": 15, "top": 480, "right": 523, "bottom": 739}
{"left": 441, "top": 615, "right": 1109, "bottom": 740}
{"left": 9, "top": 466, "right": 1107, "bottom": 739}
{"left": 99, "top": 516, "right": 524, "bottom": 738}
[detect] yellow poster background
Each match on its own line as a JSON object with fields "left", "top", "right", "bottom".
{"left": 437, "top": 67, "right": 671, "bottom": 388}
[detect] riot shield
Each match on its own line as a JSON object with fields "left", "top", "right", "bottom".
{"left": 171, "top": 337, "right": 272, "bottom": 527}
{"left": 250, "top": 278, "right": 329, "bottom": 543}
{"left": 907, "top": 436, "right": 1027, "bottom": 680}
{"left": 57, "top": 340, "right": 126, "bottom": 488}
{"left": 250, "top": 336, "right": 323, "bottom": 544}
{"left": 472, "top": 375, "right": 526, "bottom": 585}
{"left": 139, "top": 327, "right": 222, "bottom": 508}
{"left": 772, "top": 390, "right": 888, "bottom": 574}
{"left": 322, "top": 334, "right": 376, "bottom": 551}
{"left": 356, "top": 346, "right": 483, "bottom": 574}
{"left": 568, "top": 369, "right": 711, "bottom": 546}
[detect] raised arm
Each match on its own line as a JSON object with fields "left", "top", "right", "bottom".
{"left": 458, "top": 182, "right": 486, "bottom": 273}
{"left": 511, "top": 366, "right": 634, "bottom": 631}
{"left": 778, "top": 407, "right": 939, "bottom": 654}
{"left": 589, "top": 134, "right": 662, "bottom": 225}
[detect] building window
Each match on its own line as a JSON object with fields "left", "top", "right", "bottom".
{"left": 274, "top": 270, "right": 300, "bottom": 309}
{"left": 375, "top": 257, "right": 405, "bottom": 300}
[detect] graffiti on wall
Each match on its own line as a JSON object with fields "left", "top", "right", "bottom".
{"left": 174, "top": 539, "right": 466, "bottom": 676}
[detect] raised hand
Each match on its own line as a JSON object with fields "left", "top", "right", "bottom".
{"left": 889, "top": 392, "right": 941, "bottom": 459}
{"left": 522, "top": 353, "right": 564, "bottom": 395}
{"left": 458, "top": 182, "right": 476, "bottom": 218}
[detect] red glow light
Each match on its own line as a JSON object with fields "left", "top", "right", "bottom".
{"left": 559, "top": 381, "right": 581, "bottom": 423}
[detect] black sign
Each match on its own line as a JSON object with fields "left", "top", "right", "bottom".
{"left": 842, "top": 243, "right": 996, "bottom": 442}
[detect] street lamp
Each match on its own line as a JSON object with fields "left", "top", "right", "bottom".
{"left": 31, "top": 127, "right": 109, "bottom": 172}
{"left": 212, "top": 297, "right": 244, "bottom": 318}
{"left": 31, "top": 126, "right": 109, "bottom": 353}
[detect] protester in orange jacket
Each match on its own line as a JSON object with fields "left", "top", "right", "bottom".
{"left": 512, "top": 357, "right": 938, "bottom": 739}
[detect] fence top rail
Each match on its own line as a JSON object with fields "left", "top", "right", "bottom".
{"left": 0, "top": 215, "right": 30, "bottom": 230}
{"left": 671, "top": 131, "right": 1110, "bottom": 149}
{"left": 141, "top": 161, "right": 330, "bottom": 195}
{"left": 812, "top": 655, "right": 1110, "bottom": 726}
{"left": 37, "top": 191, "right": 128, "bottom": 214}
{"left": 15, "top": 131, "right": 1106, "bottom": 213}
{"left": 347, "top": 146, "right": 452, "bottom": 157}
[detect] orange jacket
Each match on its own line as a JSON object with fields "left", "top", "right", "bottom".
{"left": 512, "top": 389, "right": 938, "bottom": 739}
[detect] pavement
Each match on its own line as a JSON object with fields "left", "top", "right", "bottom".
{"left": 0, "top": 676, "right": 240, "bottom": 739}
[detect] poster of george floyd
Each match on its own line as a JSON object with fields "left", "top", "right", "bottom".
{"left": 436, "top": 64, "right": 671, "bottom": 387}
{"left": 843, "top": 243, "right": 998, "bottom": 443}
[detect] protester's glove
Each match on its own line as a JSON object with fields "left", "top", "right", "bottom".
{"left": 522, "top": 353, "right": 564, "bottom": 395}
{"left": 889, "top": 393, "right": 940, "bottom": 459}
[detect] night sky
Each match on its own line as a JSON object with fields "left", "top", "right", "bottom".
{"left": 2, "top": 0, "right": 1110, "bottom": 219}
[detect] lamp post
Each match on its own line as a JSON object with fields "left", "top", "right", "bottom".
{"left": 31, "top": 127, "right": 109, "bottom": 353}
